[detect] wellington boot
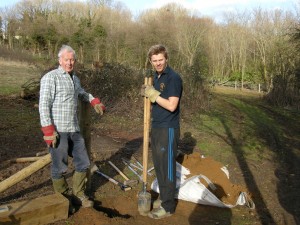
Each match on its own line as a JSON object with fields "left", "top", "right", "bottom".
{"left": 52, "top": 178, "right": 76, "bottom": 214}
{"left": 73, "top": 194, "right": 94, "bottom": 208}
{"left": 52, "top": 177, "right": 68, "bottom": 194}
{"left": 72, "top": 171, "right": 94, "bottom": 208}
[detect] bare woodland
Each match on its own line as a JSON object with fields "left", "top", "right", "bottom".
{"left": 0, "top": 0, "right": 300, "bottom": 109}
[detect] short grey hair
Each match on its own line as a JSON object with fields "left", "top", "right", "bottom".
{"left": 58, "top": 45, "right": 76, "bottom": 59}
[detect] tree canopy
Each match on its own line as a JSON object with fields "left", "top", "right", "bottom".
{"left": 1, "top": 0, "right": 300, "bottom": 108}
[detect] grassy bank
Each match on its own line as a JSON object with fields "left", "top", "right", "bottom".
{"left": 0, "top": 58, "right": 42, "bottom": 95}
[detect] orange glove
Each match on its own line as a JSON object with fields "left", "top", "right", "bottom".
{"left": 41, "top": 125, "right": 58, "bottom": 148}
{"left": 91, "top": 98, "right": 106, "bottom": 115}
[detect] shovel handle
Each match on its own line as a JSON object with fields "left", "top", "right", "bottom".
{"left": 95, "top": 170, "right": 131, "bottom": 191}
{"left": 95, "top": 170, "right": 118, "bottom": 185}
{"left": 108, "top": 161, "right": 129, "bottom": 181}
{"left": 123, "top": 161, "right": 143, "bottom": 181}
{"left": 143, "top": 76, "right": 152, "bottom": 184}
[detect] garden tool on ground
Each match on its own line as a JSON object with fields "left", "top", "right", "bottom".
{"left": 108, "top": 160, "right": 138, "bottom": 186}
{"left": 95, "top": 170, "right": 131, "bottom": 192}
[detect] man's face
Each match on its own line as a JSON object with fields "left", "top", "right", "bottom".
{"left": 59, "top": 51, "right": 75, "bottom": 73}
{"left": 150, "top": 53, "right": 167, "bottom": 74}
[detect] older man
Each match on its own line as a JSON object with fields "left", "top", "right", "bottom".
{"left": 39, "top": 45, "right": 105, "bottom": 212}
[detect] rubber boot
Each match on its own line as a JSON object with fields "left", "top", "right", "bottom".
{"left": 52, "top": 178, "right": 76, "bottom": 214}
{"left": 72, "top": 171, "right": 94, "bottom": 208}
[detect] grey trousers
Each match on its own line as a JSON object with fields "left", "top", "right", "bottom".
{"left": 49, "top": 132, "right": 90, "bottom": 179}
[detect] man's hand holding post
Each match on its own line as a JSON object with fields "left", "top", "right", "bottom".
{"left": 91, "top": 98, "right": 106, "bottom": 115}
{"left": 141, "top": 85, "right": 160, "bottom": 103}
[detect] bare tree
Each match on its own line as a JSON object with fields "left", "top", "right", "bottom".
{"left": 175, "top": 16, "right": 208, "bottom": 67}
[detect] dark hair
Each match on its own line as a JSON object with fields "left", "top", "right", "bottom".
{"left": 147, "top": 44, "right": 168, "bottom": 61}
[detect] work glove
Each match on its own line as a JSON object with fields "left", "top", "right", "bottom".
{"left": 141, "top": 85, "right": 161, "bottom": 103}
{"left": 41, "top": 125, "right": 58, "bottom": 148}
{"left": 91, "top": 98, "right": 106, "bottom": 115}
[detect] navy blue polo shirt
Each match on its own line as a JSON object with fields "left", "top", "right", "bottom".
{"left": 151, "top": 66, "right": 183, "bottom": 128}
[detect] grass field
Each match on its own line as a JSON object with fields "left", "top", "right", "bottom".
{"left": 178, "top": 85, "right": 299, "bottom": 176}
{"left": 0, "top": 58, "right": 42, "bottom": 95}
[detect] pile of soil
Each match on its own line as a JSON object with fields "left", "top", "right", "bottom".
{"left": 179, "top": 152, "right": 252, "bottom": 205}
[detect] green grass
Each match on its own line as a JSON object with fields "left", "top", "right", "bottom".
{"left": 189, "top": 87, "right": 295, "bottom": 165}
{"left": 0, "top": 59, "right": 42, "bottom": 95}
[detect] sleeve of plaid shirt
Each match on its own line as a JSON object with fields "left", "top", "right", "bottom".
{"left": 73, "top": 75, "right": 94, "bottom": 102}
{"left": 39, "top": 73, "right": 55, "bottom": 127}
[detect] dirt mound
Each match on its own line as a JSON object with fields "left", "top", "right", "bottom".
{"left": 180, "top": 152, "right": 251, "bottom": 205}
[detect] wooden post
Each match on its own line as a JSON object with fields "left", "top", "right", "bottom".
{"left": 5, "top": 157, "right": 44, "bottom": 164}
{"left": 0, "top": 154, "right": 51, "bottom": 193}
{"left": 0, "top": 193, "right": 68, "bottom": 224}
{"left": 142, "top": 76, "right": 152, "bottom": 185}
{"left": 79, "top": 100, "right": 92, "bottom": 191}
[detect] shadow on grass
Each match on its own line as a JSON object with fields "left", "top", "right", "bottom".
{"left": 196, "top": 95, "right": 278, "bottom": 224}
{"left": 234, "top": 99, "right": 300, "bottom": 224}
{"left": 212, "top": 94, "right": 300, "bottom": 224}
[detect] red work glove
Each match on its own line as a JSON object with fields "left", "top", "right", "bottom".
{"left": 91, "top": 98, "right": 106, "bottom": 115}
{"left": 41, "top": 125, "right": 58, "bottom": 148}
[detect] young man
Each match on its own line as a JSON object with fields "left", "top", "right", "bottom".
{"left": 142, "top": 44, "right": 183, "bottom": 219}
{"left": 39, "top": 45, "right": 105, "bottom": 212}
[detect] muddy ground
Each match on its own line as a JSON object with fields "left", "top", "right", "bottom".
{"left": 0, "top": 92, "right": 300, "bottom": 225}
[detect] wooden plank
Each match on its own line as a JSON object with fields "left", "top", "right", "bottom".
{"left": 0, "top": 193, "right": 68, "bottom": 225}
{"left": 6, "top": 157, "right": 44, "bottom": 163}
{"left": 0, "top": 154, "right": 51, "bottom": 193}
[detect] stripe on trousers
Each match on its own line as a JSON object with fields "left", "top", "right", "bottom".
{"left": 168, "top": 128, "right": 174, "bottom": 182}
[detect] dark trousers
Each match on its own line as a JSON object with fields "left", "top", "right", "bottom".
{"left": 49, "top": 132, "right": 90, "bottom": 179}
{"left": 151, "top": 127, "right": 179, "bottom": 213}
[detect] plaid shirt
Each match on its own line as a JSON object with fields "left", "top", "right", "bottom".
{"left": 39, "top": 66, "right": 94, "bottom": 132}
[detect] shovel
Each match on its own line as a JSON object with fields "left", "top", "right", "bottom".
{"left": 138, "top": 72, "right": 152, "bottom": 216}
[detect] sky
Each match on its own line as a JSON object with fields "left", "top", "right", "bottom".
{"left": 0, "top": 0, "right": 298, "bottom": 21}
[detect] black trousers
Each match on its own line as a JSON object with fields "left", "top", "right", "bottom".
{"left": 151, "top": 127, "right": 180, "bottom": 213}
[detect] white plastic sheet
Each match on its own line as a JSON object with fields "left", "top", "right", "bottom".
{"left": 151, "top": 162, "right": 255, "bottom": 209}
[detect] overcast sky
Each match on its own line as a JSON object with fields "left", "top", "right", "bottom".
{"left": 0, "top": 0, "right": 298, "bottom": 20}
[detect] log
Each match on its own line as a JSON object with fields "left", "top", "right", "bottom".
{"left": 8, "top": 157, "right": 44, "bottom": 163}
{"left": 35, "top": 150, "right": 48, "bottom": 156}
{"left": 0, "top": 154, "right": 51, "bottom": 193}
{"left": 0, "top": 193, "right": 68, "bottom": 225}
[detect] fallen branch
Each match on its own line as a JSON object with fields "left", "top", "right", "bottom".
{"left": 0, "top": 154, "right": 51, "bottom": 193}
{"left": 8, "top": 157, "right": 44, "bottom": 163}
{"left": 36, "top": 150, "right": 49, "bottom": 156}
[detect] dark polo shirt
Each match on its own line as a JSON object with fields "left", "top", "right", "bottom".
{"left": 152, "top": 66, "right": 183, "bottom": 128}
